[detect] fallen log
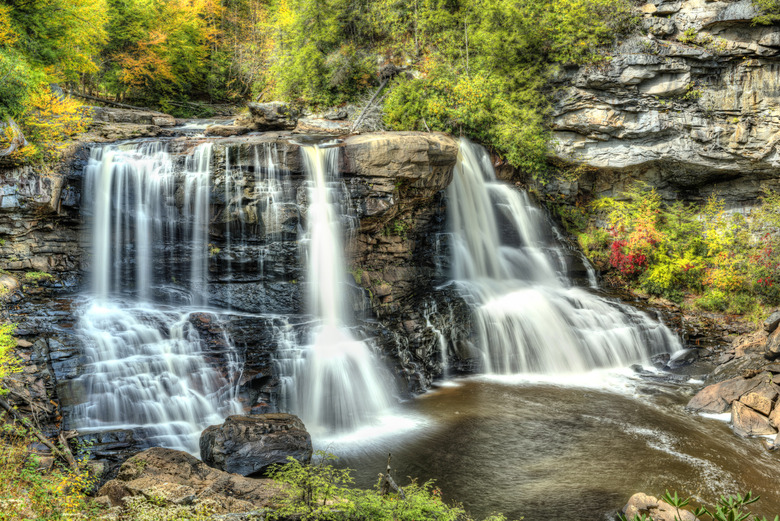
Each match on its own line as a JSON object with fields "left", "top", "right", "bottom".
{"left": 68, "top": 92, "right": 157, "bottom": 113}
{"left": 0, "top": 395, "right": 79, "bottom": 471}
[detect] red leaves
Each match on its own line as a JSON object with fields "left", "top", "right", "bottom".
{"left": 609, "top": 239, "right": 648, "bottom": 276}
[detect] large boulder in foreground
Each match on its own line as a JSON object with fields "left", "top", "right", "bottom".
{"left": 97, "top": 447, "right": 282, "bottom": 513}
{"left": 200, "top": 414, "right": 312, "bottom": 477}
{"left": 623, "top": 493, "right": 699, "bottom": 521}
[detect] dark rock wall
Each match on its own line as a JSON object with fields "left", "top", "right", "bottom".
{"left": 0, "top": 131, "right": 476, "bottom": 447}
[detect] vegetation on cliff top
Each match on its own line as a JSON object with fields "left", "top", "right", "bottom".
{"left": 1, "top": 0, "right": 634, "bottom": 173}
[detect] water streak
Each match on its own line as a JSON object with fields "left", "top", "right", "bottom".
{"left": 277, "top": 145, "right": 391, "bottom": 435}
{"left": 75, "top": 141, "right": 239, "bottom": 453}
{"left": 448, "top": 140, "right": 679, "bottom": 374}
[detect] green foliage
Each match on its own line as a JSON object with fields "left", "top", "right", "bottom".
{"left": 620, "top": 491, "right": 777, "bottom": 521}
{"left": 3, "top": 0, "right": 637, "bottom": 170}
{"left": 0, "top": 323, "right": 20, "bottom": 396}
{"left": 679, "top": 27, "right": 698, "bottom": 44}
{"left": 0, "top": 417, "right": 101, "bottom": 519}
{"left": 380, "top": 0, "right": 634, "bottom": 179}
{"left": 268, "top": 451, "right": 516, "bottom": 521}
{"left": 753, "top": 0, "right": 780, "bottom": 24}
{"left": 24, "top": 271, "right": 54, "bottom": 283}
{"left": 578, "top": 187, "right": 780, "bottom": 314}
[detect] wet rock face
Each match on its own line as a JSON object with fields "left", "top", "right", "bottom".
{"left": 0, "top": 161, "right": 82, "bottom": 277}
{"left": 340, "top": 133, "right": 475, "bottom": 389}
{"left": 200, "top": 414, "right": 312, "bottom": 477}
{"left": 550, "top": 0, "right": 780, "bottom": 204}
{"left": 0, "top": 131, "right": 475, "bottom": 452}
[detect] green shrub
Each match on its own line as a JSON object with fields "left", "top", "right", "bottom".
{"left": 576, "top": 187, "right": 780, "bottom": 314}
{"left": 0, "top": 418, "right": 101, "bottom": 520}
{"left": 0, "top": 323, "right": 19, "bottom": 396}
{"left": 267, "top": 451, "right": 515, "bottom": 521}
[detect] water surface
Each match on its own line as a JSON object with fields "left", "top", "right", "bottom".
{"left": 326, "top": 377, "right": 780, "bottom": 521}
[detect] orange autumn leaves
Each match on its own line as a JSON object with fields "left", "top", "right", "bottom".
{"left": 114, "top": 0, "right": 224, "bottom": 93}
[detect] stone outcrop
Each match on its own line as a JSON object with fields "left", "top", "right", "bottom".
{"left": 687, "top": 374, "right": 766, "bottom": 413}
{"left": 623, "top": 493, "right": 699, "bottom": 521}
{"left": 550, "top": 0, "right": 780, "bottom": 204}
{"left": 688, "top": 367, "right": 780, "bottom": 437}
{"left": 0, "top": 130, "right": 475, "bottom": 464}
{"left": 294, "top": 117, "right": 351, "bottom": 134}
{"left": 732, "top": 400, "right": 777, "bottom": 436}
{"left": 90, "top": 107, "right": 176, "bottom": 127}
{"left": 97, "top": 447, "right": 282, "bottom": 513}
{"left": 200, "top": 414, "right": 312, "bottom": 477}
{"left": 235, "top": 102, "right": 299, "bottom": 131}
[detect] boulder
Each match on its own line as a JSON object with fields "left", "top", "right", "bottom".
{"left": 769, "top": 403, "right": 780, "bottom": 428}
{"left": 235, "top": 102, "right": 298, "bottom": 131}
{"left": 623, "top": 493, "right": 699, "bottom": 521}
{"left": 200, "top": 414, "right": 312, "bottom": 477}
{"left": 294, "top": 117, "right": 351, "bottom": 134}
{"left": 686, "top": 375, "right": 765, "bottom": 413}
{"left": 731, "top": 401, "right": 777, "bottom": 437}
{"left": 96, "top": 447, "right": 282, "bottom": 513}
{"left": 205, "top": 125, "right": 252, "bottom": 137}
{"left": 763, "top": 310, "right": 780, "bottom": 333}
{"left": 766, "top": 328, "right": 780, "bottom": 360}
{"left": 90, "top": 106, "right": 175, "bottom": 127}
{"left": 650, "top": 352, "right": 671, "bottom": 369}
{"left": 740, "top": 388, "right": 777, "bottom": 416}
{"left": 667, "top": 348, "right": 698, "bottom": 369}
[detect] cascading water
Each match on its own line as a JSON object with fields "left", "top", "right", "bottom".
{"left": 74, "top": 141, "right": 240, "bottom": 452}
{"left": 276, "top": 145, "right": 391, "bottom": 435}
{"left": 448, "top": 140, "right": 679, "bottom": 374}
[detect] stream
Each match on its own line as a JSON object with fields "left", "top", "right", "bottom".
{"left": 325, "top": 375, "right": 780, "bottom": 521}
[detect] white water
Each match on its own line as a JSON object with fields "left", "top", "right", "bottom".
{"left": 449, "top": 140, "right": 680, "bottom": 374}
{"left": 75, "top": 142, "right": 239, "bottom": 452}
{"left": 277, "top": 145, "right": 391, "bottom": 435}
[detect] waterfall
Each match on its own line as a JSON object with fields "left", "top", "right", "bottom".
{"left": 276, "top": 145, "right": 391, "bottom": 435}
{"left": 75, "top": 141, "right": 240, "bottom": 453}
{"left": 448, "top": 140, "right": 679, "bottom": 374}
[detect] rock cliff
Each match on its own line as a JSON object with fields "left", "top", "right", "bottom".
{"left": 551, "top": 0, "right": 780, "bottom": 203}
{"left": 0, "top": 127, "right": 474, "bottom": 462}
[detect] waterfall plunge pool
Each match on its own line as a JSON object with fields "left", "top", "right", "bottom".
{"left": 320, "top": 375, "right": 780, "bottom": 521}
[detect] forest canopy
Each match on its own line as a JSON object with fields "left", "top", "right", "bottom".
{"left": 0, "top": 0, "right": 635, "bottom": 171}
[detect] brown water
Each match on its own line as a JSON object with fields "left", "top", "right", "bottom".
{"left": 324, "top": 377, "right": 780, "bottom": 521}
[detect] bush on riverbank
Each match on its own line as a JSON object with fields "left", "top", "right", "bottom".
{"left": 267, "top": 451, "right": 512, "bottom": 521}
{"left": 0, "top": 419, "right": 100, "bottom": 520}
{"left": 561, "top": 185, "right": 780, "bottom": 318}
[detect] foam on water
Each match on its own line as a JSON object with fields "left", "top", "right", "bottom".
{"left": 75, "top": 142, "right": 240, "bottom": 453}
{"left": 448, "top": 140, "right": 681, "bottom": 376}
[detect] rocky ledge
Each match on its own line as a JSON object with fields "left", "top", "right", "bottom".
{"left": 97, "top": 447, "right": 283, "bottom": 514}
{"left": 550, "top": 0, "right": 780, "bottom": 204}
{"left": 686, "top": 315, "right": 780, "bottom": 447}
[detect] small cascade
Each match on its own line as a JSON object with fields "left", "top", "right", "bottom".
{"left": 75, "top": 141, "right": 240, "bottom": 453}
{"left": 184, "top": 144, "right": 212, "bottom": 305}
{"left": 219, "top": 142, "right": 295, "bottom": 307}
{"left": 448, "top": 140, "right": 679, "bottom": 374}
{"left": 277, "top": 145, "right": 391, "bottom": 435}
{"left": 423, "top": 302, "right": 450, "bottom": 379}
